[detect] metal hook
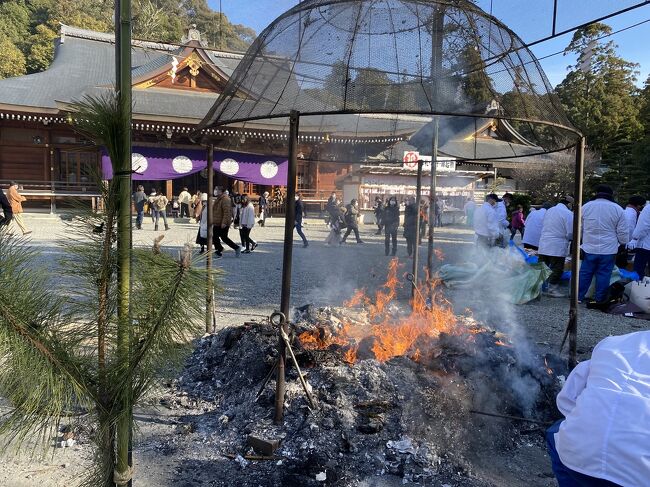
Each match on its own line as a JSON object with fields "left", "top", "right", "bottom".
{"left": 270, "top": 311, "right": 286, "bottom": 326}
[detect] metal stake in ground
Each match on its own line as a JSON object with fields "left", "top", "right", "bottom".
{"left": 412, "top": 159, "right": 423, "bottom": 307}
{"left": 271, "top": 312, "right": 317, "bottom": 410}
{"left": 205, "top": 144, "right": 215, "bottom": 334}
{"left": 275, "top": 110, "right": 299, "bottom": 424}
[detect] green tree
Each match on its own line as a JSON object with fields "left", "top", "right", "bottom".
{"left": 0, "top": 93, "right": 211, "bottom": 486}
{"left": 555, "top": 23, "right": 642, "bottom": 154}
{"left": 26, "top": 24, "right": 57, "bottom": 73}
{"left": 0, "top": 38, "right": 26, "bottom": 79}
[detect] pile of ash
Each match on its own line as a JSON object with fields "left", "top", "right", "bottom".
{"left": 174, "top": 306, "right": 565, "bottom": 486}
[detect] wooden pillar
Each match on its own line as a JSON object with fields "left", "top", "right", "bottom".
{"left": 166, "top": 179, "right": 173, "bottom": 200}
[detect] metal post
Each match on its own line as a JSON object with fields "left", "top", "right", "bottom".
{"left": 567, "top": 137, "right": 585, "bottom": 370}
{"left": 275, "top": 110, "right": 299, "bottom": 424}
{"left": 412, "top": 160, "right": 423, "bottom": 305}
{"left": 205, "top": 144, "right": 215, "bottom": 334}
{"left": 427, "top": 116, "right": 439, "bottom": 300}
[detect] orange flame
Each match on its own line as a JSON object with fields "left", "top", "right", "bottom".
{"left": 299, "top": 258, "right": 462, "bottom": 363}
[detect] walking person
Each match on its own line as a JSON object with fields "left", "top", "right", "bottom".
{"left": 373, "top": 197, "right": 384, "bottom": 235}
{"left": 195, "top": 193, "right": 209, "bottom": 253}
{"left": 148, "top": 190, "right": 158, "bottom": 223}
{"left": 152, "top": 190, "right": 170, "bottom": 231}
{"left": 434, "top": 198, "right": 443, "bottom": 227}
{"left": 340, "top": 198, "right": 364, "bottom": 244}
{"left": 383, "top": 196, "right": 400, "bottom": 256}
{"left": 178, "top": 187, "right": 192, "bottom": 219}
{"left": 522, "top": 202, "right": 551, "bottom": 250}
{"left": 258, "top": 191, "right": 269, "bottom": 226}
{"left": 6, "top": 182, "right": 31, "bottom": 235}
{"left": 473, "top": 193, "right": 499, "bottom": 248}
{"left": 510, "top": 205, "right": 525, "bottom": 241}
{"left": 0, "top": 187, "right": 13, "bottom": 226}
{"left": 132, "top": 185, "right": 147, "bottom": 230}
{"left": 403, "top": 196, "right": 417, "bottom": 257}
{"left": 239, "top": 194, "right": 258, "bottom": 253}
{"left": 211, "top": 187, "right": 240, "bottom": 258}
{"left": 628, "top": 202, "right": 650, "bottom": 278}
{"left": 325, "top": 202, "right": 345, "bottom": 246}
{"left": 538, "top": 196, "right": 574, "bottom": 298}
{"left": 578, "top": 185, "right": 629, "bottom": 304}
{"left": 192, "top": 191, "right": 203, "bottom": 223}
{"left": 295, "top": 193, "right": 309, "bottom": 247}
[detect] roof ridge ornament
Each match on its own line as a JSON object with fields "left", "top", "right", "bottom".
{"left": 182, "top": 24, "right": 205, "bottom": 46}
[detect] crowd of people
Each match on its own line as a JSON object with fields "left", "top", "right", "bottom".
{"left": 472, "top": 186, "right": 650, "bottom": 303}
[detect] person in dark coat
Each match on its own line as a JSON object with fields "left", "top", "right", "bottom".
{"left": 132, "top": 185, "right": 147, "bottom": 230}
{"left": 341, "top": 199, "right": 364, "bottom": 244}
{"left": 0, "top": 187, "right": 13, "bottom": 226}
{"left": 403, "top": 196, "right": 418, "bottom": 257}
{"left": 383, "top": 196, "right": 400, "bottom": 256}
{"left": 325, "top": 192, "right": 339, "bottom": 222}
{"left": 295, "top": 193, "right": 309, "bottom": 247}
{"left": 258, "top": 191, "right": 269, "bottom": 226}
{"left": 373, "top": 197, "right": 384, "bottom": 235}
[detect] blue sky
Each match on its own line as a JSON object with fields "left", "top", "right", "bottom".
{"left": 208, "top": 0, "right": 650, "bottom": 87}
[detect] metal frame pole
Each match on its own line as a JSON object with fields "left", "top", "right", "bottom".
{"left": 567, "top": 138, "right": 585, "bottom": 369}
{"left": 206, "top": 144, "right": 215, "bottom": 334}
{"left": 412, "top": 160, "right": 423, "bottom": 305}
{"left": 275, "top": 110, "right": 299, "bottom": 424}
{"left": 427, "top": 116, "right": 439, "bottom": 301}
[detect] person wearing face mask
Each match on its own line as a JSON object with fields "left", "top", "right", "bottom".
{"left": 473, "top": 193, "right": 500, "bottom": 247}
{"left": 383, "top": 196, "right": 400, "bottom": 256}
{"left": 403, "top": 196, "right": 418, "bottom": 257}
{"left": 294, "top": 193, "right": 309, "bottom": 247}
{"left": 239, "top": 194, "right": 258, "bottom": 253}
{"left": 538, "top": 196, "right": 574, "bottom": 298}
{"left": 211, "top": 186, "right": 241, "bottom": 258}
{"left": 340, "top": 198, "right": 364, "bottom": 244}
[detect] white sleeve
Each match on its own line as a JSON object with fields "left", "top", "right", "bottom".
{"left": 557, "top": 360, "right": 591, "bottom": 416}
{"left": 616, "top": 210, "right": 630, "bottom": 245}
{"left": 632, "top": 207, "right": 650, "bottom": 242}
{"left": 565, "top": 211, "right": 574, "bottom": 242}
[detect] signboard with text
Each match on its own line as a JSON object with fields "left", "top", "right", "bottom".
{"left": 402, "top": 151, "right": 456, "bottom": 172}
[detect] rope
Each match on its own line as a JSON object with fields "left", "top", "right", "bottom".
{"left": 113, "top": 465, "right": 134, "bottom": 486}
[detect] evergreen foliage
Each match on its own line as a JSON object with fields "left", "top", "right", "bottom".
{"left": 0, "top": 0, "right": 256, "bottom": 78}
{"left": 0, "top": 92, "right": 215, "bottom": 486}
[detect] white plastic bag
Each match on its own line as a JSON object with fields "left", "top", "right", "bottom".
{"left": 625, "top": 277, "right": 650, "bottom": 313}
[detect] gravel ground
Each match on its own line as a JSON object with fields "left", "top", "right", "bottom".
{"left": 18, "top": 212, "right": 645, "bottom": 357}
{"left": 0, "top": 213, "right": 646, "bottom": 486}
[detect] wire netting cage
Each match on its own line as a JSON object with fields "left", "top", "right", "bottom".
{"left": 198, "top": 0, "right": 580, "bottom": 162}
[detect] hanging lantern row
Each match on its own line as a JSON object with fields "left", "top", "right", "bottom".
{"left": 0, "top": 112, "right": 409, "bottom": 145}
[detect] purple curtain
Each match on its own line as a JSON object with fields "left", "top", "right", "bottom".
{"left": 101, "top": 146, "right": 288, "bottom": 185}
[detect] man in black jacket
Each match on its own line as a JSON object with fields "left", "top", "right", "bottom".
{"left": 295, "top": 193, "right": 309, "bottom": 247}
{"left": 340, "top": 199, "right": 364, "bottom": 244}
{"left": 0, "top": 188, "right": 13, "bottom": 226}
{"left": 383, "top": 196, "right": 400, "bottom": 256}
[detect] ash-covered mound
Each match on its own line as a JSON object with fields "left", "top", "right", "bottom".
{"left": 176, "top": 315, "right": 564, "bottom": 487}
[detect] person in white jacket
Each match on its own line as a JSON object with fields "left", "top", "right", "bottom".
{"left": 238, "top": 194, "right": 258, "bottom": 253}
{"left": 473, "top": 193, "right": 499, "bottom": 247}
{"left": 578, "top": 185, "right": 629, "bottom": 303}
{"left": 522, "top": 202, "right": 552, "bottom": 250}
{"left": 494, "top": 193, "right": 512, "bottom": 247}
{"left": 546, "top": 330, "right": 650, "bottom": 487}
{"left": 629, "top": 202, "right": 650, "bottom": 278}
{"left": 538, "top": 196, "right": 574, "bottom": 297}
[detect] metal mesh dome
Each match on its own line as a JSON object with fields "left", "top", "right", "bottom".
{"left": 198, "top": 0, "right": 581, "bottom": 162}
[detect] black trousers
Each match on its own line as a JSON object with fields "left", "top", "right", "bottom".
{"left": 385, "top": 227, "right": 397, "bottom": 256}
{"left": 341, "top": 225, "right": 361, "bottom": 243}
{"left": 540, "top": 254, "right": 565, "bottom": 285}
{"left": 212, "top": 225, "right": 240, "bottom": 254}
{"left": 510, "top": 227, "right": 524, "bottom": 239}
{"left": 239, "top": 227, "right": 256, "bottom": 250}
{"left": 405, "top": 234, "right": 415, "bottom": 256}
{"left": 180, "top": 202, "right": 190, "bottom": 218}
